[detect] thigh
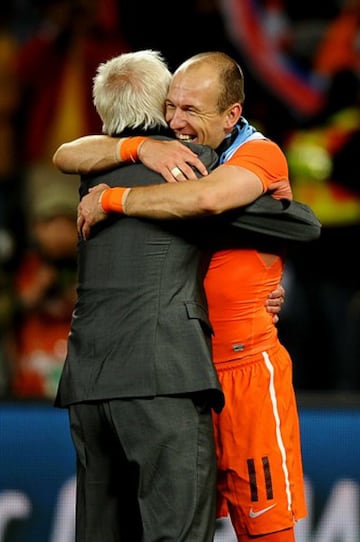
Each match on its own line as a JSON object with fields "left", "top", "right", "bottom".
{"left": 69, "top": 402, "right": 142, "bottom": 542}
{"left": 213, "top": 348, "right": 306, "bottom": 538}
{"left": 109, "top": 395, "right": 217, "bottom": 542}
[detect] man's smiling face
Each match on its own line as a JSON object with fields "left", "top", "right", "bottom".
{"left": 165, "top": 63, "right": 237, "bottom": 150}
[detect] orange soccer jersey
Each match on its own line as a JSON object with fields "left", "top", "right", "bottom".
{"left": 204, "top": 139, "right": 306, "bottom": 539}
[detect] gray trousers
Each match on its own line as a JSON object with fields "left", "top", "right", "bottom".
{"left": 68, "top": 395, "right": 216, "bottom": 542}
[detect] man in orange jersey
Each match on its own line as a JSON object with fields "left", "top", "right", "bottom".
{"left": 54, "top": 52, "right": 307, "bottom": 541}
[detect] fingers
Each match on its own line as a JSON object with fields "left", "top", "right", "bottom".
{"left": 77, "top": 216, "right": 90, "bottom": 241}
{"left": 82, "top": 223, "right": 91, "bottom": 240}
{"left": 140, "top": 139, "right": 209, "bottom": 182}
{"left": 77, "top": 212, "right": 87, "bottom": 240}
{"left": 166, "top": 148, "right": 209, "bottom": 181}
{"left": 168, "top": 159, "right": 208, "bottom": 182}
{"left": 266, "top": 298, "right": 284, "bottom": 312}
{"left": 89, "top": 183, "right": 109, "bottom": 193}
{"left": 77, "top": 212, "right": 84, "bottom": 234}
{"left": 170, "top": 167, "right": 184, "bottom": 179}
{"left": 191, "top": 158, "right": 209, "bottom": 178}
{"left": 268, "top": 286, "right": 285, "bottom": 299}
{"left": 77, "top": 201, "right": 91, "bottom": 240}
{"left": 169, "top": 165, "right": 194, "bottom": 182}
{"left": 267, "top": 296, "right": 285, "bottom": 306}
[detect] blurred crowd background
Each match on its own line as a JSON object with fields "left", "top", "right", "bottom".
{"left": 0, "top": 0, "right": 359, "bottom": 400}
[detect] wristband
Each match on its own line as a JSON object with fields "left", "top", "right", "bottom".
{"left": 100, "top": 187, "right": 130, "bottom": 214}
{"left": 119, "top": 136, "right": 147, "bottom": 163}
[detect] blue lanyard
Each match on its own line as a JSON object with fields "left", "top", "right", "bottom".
{"left": 219, "top": 118, "right": 258, "bottom": 164}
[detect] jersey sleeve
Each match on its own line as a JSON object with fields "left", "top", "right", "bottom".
{"left": 225, "top": 139, "right": 292, "bottom": 199}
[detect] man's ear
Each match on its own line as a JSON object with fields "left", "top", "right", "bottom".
{"left": 225, "top": 103, "right": 242, "bottom": 129}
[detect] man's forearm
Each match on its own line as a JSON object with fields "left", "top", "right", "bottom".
{"left": 77, "top": 180, "right": 210, "bottom": 240}
{"left": 123, "top": 166, "right": 262, "bottom": 219}
{"left": 53, "top": 135, "right": 119, "bottom": 174}
{"left": 124, "top": 180, "right": 209, "bottom": 219}
{"left": 53, "top": 135, "right": 208, "bottom": 180}
{"left": 77, "top": 165, "right": 263, "bottom": 241}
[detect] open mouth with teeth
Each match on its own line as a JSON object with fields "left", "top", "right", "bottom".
{"left": 175, "top": 133, "right": 196, "bottom": 142}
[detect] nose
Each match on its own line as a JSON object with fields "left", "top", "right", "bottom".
{"left": 167, "top": 108, "right": 186, "bottom": 130}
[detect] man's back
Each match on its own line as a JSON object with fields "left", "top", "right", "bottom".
{"left": 55, "top": 141, "right": 224, "bottom": 411}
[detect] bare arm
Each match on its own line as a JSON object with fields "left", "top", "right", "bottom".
{"left": 123, "top": 164, "right": 263, "bottom": 219}
{"left": 77, "top": 164, "right": 263, "bottom": 240}
{"left": 53, "top": 135, "right": 208, "bottom": 180}
{"left": 53, "top": 135, "right": 119, "bottom": 174}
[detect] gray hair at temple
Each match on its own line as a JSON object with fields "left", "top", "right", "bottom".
{"left": 93, "top": 50, "right": 171, "bottom": 136}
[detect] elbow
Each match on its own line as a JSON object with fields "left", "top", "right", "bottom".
{"left": 52, "top": 144, "right": 81, "bottom": 174}
{"left": 52, "top": 145, "right": 68, "bottom": 173}
{"left": 195, "top": 189, "right": 227, "bottom": 216}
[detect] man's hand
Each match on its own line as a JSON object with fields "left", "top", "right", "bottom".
{"left": 77, "top": 183, "right": 110, "bottom": 240}
{"left": 265, "top": 284, "right": 285, "bottom": 324}
{"left": 138, "top": 139, "right": 208, "bottom": 182}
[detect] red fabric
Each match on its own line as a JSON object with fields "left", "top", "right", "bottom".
{"left": 15, "top": 8, "right": 129, "bottom": 163}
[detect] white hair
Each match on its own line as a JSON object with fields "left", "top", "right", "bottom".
{"left": 93, "top": 50, "right": 171, "bottom": 135}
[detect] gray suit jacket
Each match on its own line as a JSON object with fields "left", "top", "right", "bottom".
{"left": 55, "top": 140, "right": 225, "bottom": 412}
{"left": 230, "top": 195, "right": 321, "bottom": 241}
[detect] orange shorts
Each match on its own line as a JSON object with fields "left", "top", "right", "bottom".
{"left": 212, "top": 343, "right": 307, "bottom": 538}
